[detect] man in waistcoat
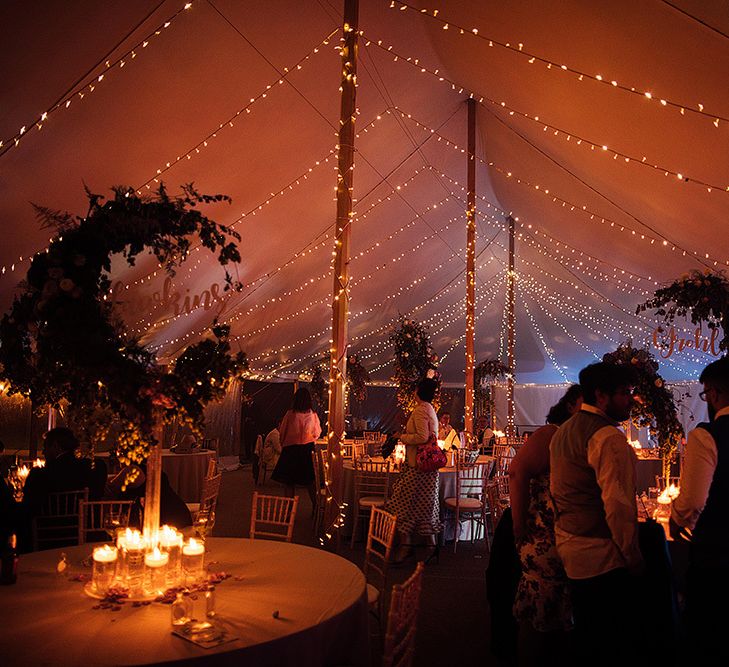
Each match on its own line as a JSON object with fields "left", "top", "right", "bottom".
{"left": 670, "top": 356, "right": 729, "bottom": 663}
{"left": 550, "top": 362, "right": 642, "bottom": 663}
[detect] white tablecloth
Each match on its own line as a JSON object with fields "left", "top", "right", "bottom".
{"left": 343, "top": 455, "right": 494, "bottom": 541}
{"left": 162, "top": 449, "right": 215, "bottom": 503}
{"left": 0, "top": 538, "right": 369, "bottom": 667}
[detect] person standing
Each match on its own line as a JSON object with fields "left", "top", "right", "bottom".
{"left": 386, "top": 377, "right": 442, "bottom": 560}
{"left": 670, "top": 356, "right": 729, "bottom": 663}
{"left": 271, "top": 388, "right": 321, "bottom": 508}
{"left": 549, "top": 362, "right": 642, "bottom": 664}
{"left": 510, "top": 384, "right": 582, "bottom": 664}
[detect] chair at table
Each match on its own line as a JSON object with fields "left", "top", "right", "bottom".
{"left": 187, "top": 472, "right": 222, "bottom": 537}
{"left": 350, "top": 460, "right": 390, "bottom": 548}
{"left": 443, "top": 460, "right": 490, "bottom": 552}
{"left": 341, "top": 440, "right": 355, "bottom": 459}
{"left": 456, "top": 448, "right": 480, "bottom": 466}
{"left": 352, "top": 440, "right": 366, "bottom": 461}
{"left": 382, "top": 562, "right": 425, "bottom": 667}
{"left": 249, "top": 492, "right": 298, "bottom": 542}
{"left": 655, "top": 475, "right": 681, "bottom": 491}
{"left": 363, "top": 506, "right": 397, "bottom": 622}
{"left": 485, "top": 481, "right": 506, "bottom": 538}
{"left": 311, "top": 449, "right": 328, "bottom": 538}
{"left": 32, "top": 488, "right": 88, "bottom": 551}
{"left": 79, "top": 499, "right": 134, "bottom": 544}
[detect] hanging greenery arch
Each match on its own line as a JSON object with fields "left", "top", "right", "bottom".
{"left": 602, "top": 342, "right": 684, "bottom": 476}
{"left": 389, "top": 315, "right": 440, "bottom": 414}
{"left": 0, "top": 185, "right": 247, "bottom": 466}
{"left": 637, "top": 269, "right": 729, "bottom": 351}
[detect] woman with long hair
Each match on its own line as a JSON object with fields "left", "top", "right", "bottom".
{"left": 509, "top": 384, "right": 583, "bottom": 664}
{"left": 271, "top": 387, "right": 321, "bottom": 507}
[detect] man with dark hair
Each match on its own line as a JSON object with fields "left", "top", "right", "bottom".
{"left": 549, "top": 362, "right": 642, "bottom": 663}
{"left": 670, "top": 356, "right": 729, "bottom": 662}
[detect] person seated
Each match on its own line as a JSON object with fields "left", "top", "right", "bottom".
{"left": 107, "top": 464, "right": 192, "bottom": 528}
{"left": 438, "top": 412, "right": 460, "bottom": 450}
{"left": 22, "top": 427, "right": 107, "bottom": 513}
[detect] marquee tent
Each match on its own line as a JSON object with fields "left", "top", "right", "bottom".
{"left": 2, "top": 0, "right": 728, "bottom": 392}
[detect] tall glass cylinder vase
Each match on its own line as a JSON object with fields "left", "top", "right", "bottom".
{"left": 143, "top": 421, "right": 164, "bottom": 549}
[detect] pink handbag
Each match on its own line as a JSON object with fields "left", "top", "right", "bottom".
{"left": 416, "top": 434, "right": 447, "bottom": 472}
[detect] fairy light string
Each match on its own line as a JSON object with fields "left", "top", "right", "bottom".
{"left": 388, "top": 1, "right": 729, "bottom": 128}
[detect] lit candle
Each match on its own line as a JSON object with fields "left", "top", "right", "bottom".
{"left": 92, "top": 545, "right": 118, "bottom": 595}
{"left": 144, "top": 547, "right": 169, "bottom": 595}
{"left": 120, "top": 528, "right": 145, "bottom": 597}
{"left": 159, "top": 525, "right": 183, "bottom": 588}
{"left": 182, "top": 538, "right": 205, "bottom": 584}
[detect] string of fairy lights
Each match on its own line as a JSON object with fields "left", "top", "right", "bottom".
{"left": 1, "top": 1, "right": 196, "bottom": 156}
{"left": 362, "top": 34, "right": 729, "bottom": 194}
{"left": 388, "top": 1, "right": 729, "bottom": 128}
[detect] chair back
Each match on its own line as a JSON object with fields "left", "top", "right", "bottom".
{"left": 455, "top": 460, "right": 489, "bottom": 501}
{"left": 364, "top": 507, "right": 397, "bottom": 600}
{"left": 341, "top": 440, "right": 355, "bottom": 459}
{"left": 249, "top": 492, "right": 299, "bottom": 542}
{"left": 203, "top": 437, "right": 220, "bottom": 458}
{"left": 382, "top": 562, "right": 425, "bottom": 667}
{"left": 353, "top": 460, "right": 390, "bottom": 502}
{"left": 655, "top": 475, "right": 680, "bottom": 491}
{"left": 456, "top": 448, "right": 480, "bottom": 466}
{"left": 199, "top": 472, "right": 223, "bottom": 514}
{"left": 79, "top": 499, "right": 134, "bottom": 544}
{"left": 205, "top": 457, "right": 218, "bottom": 478}
{"left": 352, "top": 440, "right": 366, "bottom": 461}
{"left": 486, "top": 481, "right": 504, "bottom": 526}
{"left": 32, "top": 488, "right": 88, "bottom": 551}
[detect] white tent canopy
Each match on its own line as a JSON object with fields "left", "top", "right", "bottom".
{"left": 2, "top": 0, "right": 727, "bottom": 386}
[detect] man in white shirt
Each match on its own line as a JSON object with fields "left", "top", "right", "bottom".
{"left": 670, "top": 356, "right": 729, "bottom": 662}
{"left": 550, "top": 362, "right": 642, "bottom": 664}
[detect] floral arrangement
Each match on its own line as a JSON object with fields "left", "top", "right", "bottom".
{"left": 602, "top": 342, "right": 684, "bottom": 474}
{"left": 389, "top": 315, "right": 440, "bottom": 413}
{"left": 637, "top": 269, "right": 729, "bottom": 351}
{"left": 474, "top": 358, "right": 511, "bottom": 419}
{"left": 346, "top": 354, "right": 369, "bottom": 403}
{"left": 307, "top": 360, "right": 328, "bottom": 411}
{"left": 0, "top": 185, "right": 247, "bottom": 467}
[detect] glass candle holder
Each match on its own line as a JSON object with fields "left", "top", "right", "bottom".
{"left": 182, "top": 538, "right": 205, "bottom": 585}
{"left": 92, "top": 545, "right": 118, "bottom": 596}
{"left": 120, "top": 529, "right": 146, "bottom": 597}
{"left": 159, "top": 525, "right": 183, "bottom": 589}
{"left": 144, "top": 547, "right": 169, "bottom": 596}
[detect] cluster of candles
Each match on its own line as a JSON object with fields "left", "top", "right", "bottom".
{"left": 91, "top": 526, "right": 206, "bottom": 598}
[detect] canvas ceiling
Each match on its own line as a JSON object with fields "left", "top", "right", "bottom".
{"left": 1, "top": 0, "right": 728, "bottom": 387}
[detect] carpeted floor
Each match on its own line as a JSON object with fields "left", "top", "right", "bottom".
{"left": 211, "top": 464, "right": 498, "bottom": 666}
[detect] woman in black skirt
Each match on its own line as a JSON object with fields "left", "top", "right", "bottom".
{"left": 271, "top": 388, "right": 321, "bottom": 507}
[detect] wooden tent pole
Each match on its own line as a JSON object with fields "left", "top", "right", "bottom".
{"left": 464, "top": 98, "right": 476, "bottom": 439}
{"left": 506, "top": 214, "right": 516, "bottom": 437}
{"left": 326, "top": 0, "right": 358, "bottom": 544}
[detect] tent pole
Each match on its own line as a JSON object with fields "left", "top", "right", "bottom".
{"left": 326, "top": 0, "right": 358, "bottom": 547}
{"left": 506, "top": 214, "right": 516, "bottom": 437}
{"left": 464, "top": 98, "right": 476, "bottom": 441}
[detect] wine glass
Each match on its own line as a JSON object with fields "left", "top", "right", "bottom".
{"left": 194, "top": 509, "right": 215, "bottom": 540}
{"left": 104, "top": 509, "right": 122, "bottom": 540}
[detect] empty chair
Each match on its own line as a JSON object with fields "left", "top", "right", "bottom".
{"left": 187, "top": 472, "right": 222, "bottom": 537}
{"left": 364, "top": 506, "right": 397, "bottom": 621}
{"left": 485, "top": 480, "right": 505, "bottom": 536}
{"left": 456, "top": 448, "right": 481, "bottom": 466}
{"left": 32, "top": 488, "right": 88, "bottom": 551}
{"left": 79, "top": 499, "right": 134, "bottom": 544}
{"left": 352, "top": 440, "right": 366, "bottom": 461}
{"left": 311, "top": 449, "right": 327, "bottom": 538}
{"left": 382, "top": 562, "right": 425, "bottom": 667}
{"left": 249, "top": 492, "right": 299, "bottom": 542}
{"left": 350, "top": 460, "right": 390, "bottom": 548}
{"left": 443, "top": 460, "right": 490, "bottom": 552}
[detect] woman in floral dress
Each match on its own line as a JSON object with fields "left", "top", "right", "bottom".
{"left": 509, "top": 384, "right": 583, "bottom": 663}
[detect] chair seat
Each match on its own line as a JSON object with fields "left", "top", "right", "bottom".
{"left": 367, "top": 583, "right": 380, "bottom": 607}
{"left": 444, "top": 496, "right": 483, "bottom": 510}
{"left": 358, "top": 496, "right": 386, "bottom": 507}
{"left": 186, "top": 502, "right": 200, "bottom": 514}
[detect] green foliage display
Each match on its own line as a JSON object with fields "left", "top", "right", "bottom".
{"left": 389, "top": 316, "right": 440, "bottom": 413}
{"left": 0, "top": 185, "right": 247, "bottom": 465}
{"left": 602, "top": 342, "right": 684, "bottom": 471}
{"left": 637, "top": 269, "right": 729, "bottom": 351}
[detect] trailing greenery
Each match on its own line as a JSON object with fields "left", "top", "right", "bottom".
{"left": 0, "top": 185, "right": 247, "bottom": 466}
{"left": 346, "top": 353, "right": 369, "bottom": 403}
{"left": 389, "top": 315, "right": 440, "bottom": 413}
{"left": 602, "top": 342, "right": 683, "bottom": 474}
{"left": 637, "top": 269, "right": 729, "bottom": 351}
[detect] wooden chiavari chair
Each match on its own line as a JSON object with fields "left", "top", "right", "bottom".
{"left": 79, "top": 499, "right": 134, "bottom": 544}
{"left": 249, "top": 492, "right": 298, "bottom": 542}
{"left": 32, "top": 488, "right": 88, "bottom": 551}
{"left": 364, "top": 506, "right": 397, "bottom": 621}
{"left": 350, "top": 460, "right": 390, "bottom": 548}
{"left": 443, "top": 460, "right": 490, "bottom": 552}
{"left": 382, "top": 562, "right": 425, "bottom": 667}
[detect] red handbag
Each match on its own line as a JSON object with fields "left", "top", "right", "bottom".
{"left": 416, "top": 434, "right": 447, "bottom": 472}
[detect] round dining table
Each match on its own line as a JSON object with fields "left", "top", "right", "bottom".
{"left": 0, "top": 538, "right": 369, "bottom": 667}
{"left": 161, "top": 449, "right": 216, "bottom": 503}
